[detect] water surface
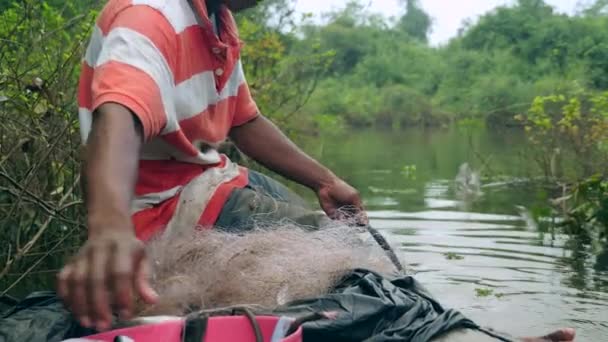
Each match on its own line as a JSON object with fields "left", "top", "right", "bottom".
{"left": 299, "top": 127, "right": 608, "bottom": 340}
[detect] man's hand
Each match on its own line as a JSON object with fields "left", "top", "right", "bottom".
{"left": 57, "top": 221, "right": 158, "bottom": 331}
{"left": 58, "top": 103, "right": 154, "bottom": 331}
{"left": 230, "top": 115, "right": 368, "bottom": 223}
{"left": 317, "top": 177, "right": 368, "bottom": 225}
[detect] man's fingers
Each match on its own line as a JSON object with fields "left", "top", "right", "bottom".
{"left": 348, "top": 190, "right": 368, "bottom": 226}
{"left": 134, "top": 255, "right": 158, "bottom": 304}
{"left": 88, "top": 247, "right": 112, "bottom": 331}
{"left": 68, "top": 258, "right": 91, "bottom": 327}
{"left": 356, "top": 211, "right": 369, "bottom": 226}
{"left": 56, "top": 265, "right": 71, "bottom": 304}
{"left": 352, "top": 193, "right": 364, "bottom": 211}
{"left": 317, "top": 192, "right": 334, "bottom": 216}
{"left": 110, "top": 244, "right": 136, "bottom": 320}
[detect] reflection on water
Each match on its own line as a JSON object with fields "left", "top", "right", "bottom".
{"left": 301, "top": 127, "right": 608, "bottom": 341}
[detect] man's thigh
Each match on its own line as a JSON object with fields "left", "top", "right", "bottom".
{"left": 246, "top": 170, "right": 310, "bottom": 208}
{"left": 214, "top": 171, "right": 329, "bottom": 231}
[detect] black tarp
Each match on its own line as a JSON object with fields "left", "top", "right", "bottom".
{"left": 273, "top": 269, "right": 510, "bottom": 342}
{"left": 0, "top": 269, "right": 511, "bottom": 342}
{"left": 0, "top": 291, "right": 95, "bottom": 342}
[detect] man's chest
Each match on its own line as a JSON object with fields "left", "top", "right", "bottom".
{"left": 171, "top": 26, "right": 243, "bottom": 124}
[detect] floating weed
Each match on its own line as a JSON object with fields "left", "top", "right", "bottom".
{"left": 475, "top": 288, "right": 494, "bottom": 297}
{"left": 475, "top": 288, "right": 505, "bottom": 298}
{"left": 444, "top": 252, "right": 464, "bottom": 260}
{"left": 401, "top": 164, "right": 417, "bottom": 180}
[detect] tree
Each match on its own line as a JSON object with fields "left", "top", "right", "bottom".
{"left": 397, "top": 0, "right": 431, "bottom": 43}
{"left": 582, "top": 0, "right": 608, "bottom": 16}
{"left": 309, "top": 1, "right": 383, "bottom": 75}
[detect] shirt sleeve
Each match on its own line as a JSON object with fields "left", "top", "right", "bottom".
{"left": 87, "top": 5, "right": 178, "bottom": 141}
{"left": 231, "top": 60, "right": 260, "bottom": 127}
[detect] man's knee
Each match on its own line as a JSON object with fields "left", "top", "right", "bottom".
{"left": 214, "top": 187, "right": 328, "bottom": 232}
{"left": 246, "top": 171, "right": 310, "bottom": 208}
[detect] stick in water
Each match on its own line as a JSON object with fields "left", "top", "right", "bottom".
{"left": 366, "top": 225, "right": 405, "bottom": 273}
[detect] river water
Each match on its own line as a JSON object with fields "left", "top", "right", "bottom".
{"left": 298, "top": 127, "right": 608, "bottom": 341}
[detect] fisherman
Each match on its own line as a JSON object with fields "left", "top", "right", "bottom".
{"left": 58, "top": 0, "right": 365, "bottom": 333}
{"left": 57, "top": 1, "right": 577, "bottom": 341}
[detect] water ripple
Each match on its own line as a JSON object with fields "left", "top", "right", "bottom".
{"left": 368, "top": 207, "right": 608, "bottom": 341}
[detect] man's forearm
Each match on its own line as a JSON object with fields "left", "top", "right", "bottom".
{"left": 84, "top": 103, "right": 143, "bottom": 235}
{"left": 229, "top": 115, "right": 337, "bottom": 191}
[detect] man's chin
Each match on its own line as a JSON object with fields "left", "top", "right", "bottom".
{"left": 226, "top": 0, "right": 259, "bottom": 12}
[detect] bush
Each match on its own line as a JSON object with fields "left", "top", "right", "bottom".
{"left": 376, "top": 85, "right": 432, "bottom": 127}
{"left": 560, "top": 175, "right": 608, "bottom": 243}
{"left": 515, "top": 87, "right": 608, "bottom": 180}
{"left": 0, "top": 0, "right": 98, "bottom": 294}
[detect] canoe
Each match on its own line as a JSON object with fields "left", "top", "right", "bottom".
{"left": 80, "top": 315, "right": 303, "bottom": 342}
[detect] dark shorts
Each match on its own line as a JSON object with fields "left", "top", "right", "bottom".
{"left": 214, "top": 170, "right": 330, "bottom": 231}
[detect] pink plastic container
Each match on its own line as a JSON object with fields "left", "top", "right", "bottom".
{"left": 84, "top": 316, "right": 303, "bottom": 342}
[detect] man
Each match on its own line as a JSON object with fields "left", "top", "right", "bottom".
{"left": 56, "top": 1, "right": 577, "bottom": 340}
{"left": 57, "top": 0, "right": 365, "bottom": 332}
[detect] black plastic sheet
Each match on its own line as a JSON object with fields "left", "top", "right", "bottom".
{"left": 274, "top": 269, "right": 507, "bottom": 342}
{"left": 0, "top": 291, "right": 94, "bottom": 342}
{"left": 0, "top": 270, "right": 510, "bottom": 342}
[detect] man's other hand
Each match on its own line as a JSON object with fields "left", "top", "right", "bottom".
{"left": 317, "top": 177, "right": 368, "bottom": 226}
{"left": 56, "top": 223, "right": 158, "bottom": 331}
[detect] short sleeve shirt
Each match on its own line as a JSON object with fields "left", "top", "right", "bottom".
{"left": 77, "top": 0, "right": 258, "bottom": 240}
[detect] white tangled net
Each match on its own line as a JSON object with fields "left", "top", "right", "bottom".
{"left": 136, "top": 221, "right": 400, "bottom": 316}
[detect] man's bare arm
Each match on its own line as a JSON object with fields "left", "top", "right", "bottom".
{"left": 58, "top": 103, "right": 157, "bottom": 331}
{"left": 230, "top": 115, "right": 366, "bottom": 221}
{"left": 83, "top": 103, "right": 142, "bottom": 232}
{"left": 230, "top": 115, "right": 335, "bottom": 191}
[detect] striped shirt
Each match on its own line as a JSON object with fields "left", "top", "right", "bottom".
{"left": 77, "top": 0, "right": 258, "bottom": 241}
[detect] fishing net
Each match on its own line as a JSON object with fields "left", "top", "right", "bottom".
{"left": 137, "top": 222, "right": 398, "bottom": 316}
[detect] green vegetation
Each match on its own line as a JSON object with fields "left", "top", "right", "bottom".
{"left": 0, "top": 0, "right": 97, "bottom": 295}
{"left": 444, "top": 252, "right": 464, "bottom": 260}
{"left": 229, "top": 0, "right": 608, "bottom": 143}
{"left": 516, "top": 89, "right": 608, "bottom": 179}
{"left": 474, "top": 288, "right": 494, "bottom": 297}
{"left": 475, "top": 288, "right": 505, "bottom": 298}
{"left": 560, "top": 176, "right": 608, "bottom": 242}
{"left": 401, "top": 164, "right": 417, "bottom": 181}
{"left": 292, "top": 0, "right": 608, "bottom": 129}
{"left": 515, "top": 87, "right": 608, "bottom": 243}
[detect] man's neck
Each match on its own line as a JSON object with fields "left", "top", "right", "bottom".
{"left": 205, "top": 0, "right": 222, "bottom": 37}
{"left": 206, "top": 0, "right": 222, "bottom": 17}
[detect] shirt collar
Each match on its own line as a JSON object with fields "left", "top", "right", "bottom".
{"left": 190, "top": 0, "right": 242, "bottom": 47}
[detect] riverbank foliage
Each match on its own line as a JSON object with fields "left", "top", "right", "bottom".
{"left": 237, "top": 0, "right": 608, "bottom": 131}
{"left": 293, "top": 0, "right": 608, "bottom": 129}
{"left": 0, "top": 0, "right": 97, "bottom": 295}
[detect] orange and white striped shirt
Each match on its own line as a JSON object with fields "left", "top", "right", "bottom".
{"left": 77, "top": 0, "right": 258, "bottom": 241}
